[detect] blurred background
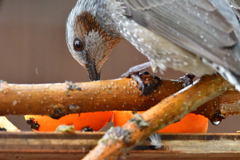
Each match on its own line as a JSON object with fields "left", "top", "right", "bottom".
{"left": 0, "top": 0, "right": 239, "bottom": 132}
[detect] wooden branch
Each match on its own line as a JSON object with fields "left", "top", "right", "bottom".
{"left": 83, "top": 74, "right": 232, "bottom": 160}
{"left": 0, "top": 78, "right": 178, "bottom": 118}
{"left": 0, "top": 132, "right": 239, "bottom": 160}
{"left": 0, "top": 75, "right": 239, "bottom": 120}
{"left": 193, "top": 89, "right": 240, "bottom": 122}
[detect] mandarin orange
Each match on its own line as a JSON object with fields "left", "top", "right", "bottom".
{"left": 113, "top": 111, "right": 208, "bottom": 133}
{"left": 25, "top": 111, "right": 113, "bottom": 132}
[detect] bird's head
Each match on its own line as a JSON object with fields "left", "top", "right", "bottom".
{"left": 66, "top": 0, "right": 121, "bottom": 81}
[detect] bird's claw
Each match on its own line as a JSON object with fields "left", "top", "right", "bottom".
{"left": 177, "top": 73, "right": 195, "bottom": 87}
{"left": 120, "top": 68, "right": 139, "bottom": 78}
{"left": 122, "top": 71, "right": 161, "bottom": 96}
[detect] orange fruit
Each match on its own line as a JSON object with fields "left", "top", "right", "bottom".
{"left": 113, "top": 111, "right": 208, "bottom": 133}
{"left": 25, "top": 111, "right": 113, "bottom": 132}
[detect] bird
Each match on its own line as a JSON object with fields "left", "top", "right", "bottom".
{"left": 66, "top": 0, "right": 240, "bottom": 90}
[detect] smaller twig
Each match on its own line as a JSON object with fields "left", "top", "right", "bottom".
{"left": 83, "top": 74, "right": 232, "bottom": 160}
{"left": 193, "top": 89, "right": 240, "bottom": 123}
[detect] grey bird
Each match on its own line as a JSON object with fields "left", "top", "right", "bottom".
{"left": 66, "top": 0, "right": 240, "bottom": 90}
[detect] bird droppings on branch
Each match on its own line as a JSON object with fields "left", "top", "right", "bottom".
{"left": 98, "top": 127, "right": 132, "bottom": 145}
{"left": 128, "top": 113, "right": 150, "bottom": 130}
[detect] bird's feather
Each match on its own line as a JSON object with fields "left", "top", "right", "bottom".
{"left": 122, "top": 0, "right": 240, "bottom": 74}
{"left": 227, "top": 0, "right": 240, "bottom": 20}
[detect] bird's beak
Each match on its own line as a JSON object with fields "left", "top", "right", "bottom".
{"left": 86, "top": 62, "right": 100, "bottom": 81}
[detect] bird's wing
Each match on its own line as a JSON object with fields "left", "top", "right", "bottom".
{"left": 122, "top": 0, "right": 240, "bottom": 73}
{"left": 228, "top": 0, "right": 240, "bottom": 20}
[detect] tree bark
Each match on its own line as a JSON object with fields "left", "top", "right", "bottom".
{"left": 0, "top": 75, "right": 239, "bottom": 120}
{"left": 83, "top": 74, "right": 232, "bottom": 160}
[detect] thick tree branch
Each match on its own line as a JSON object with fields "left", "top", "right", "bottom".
{"left": 0, "top": 75, "right": 239, "bottom": 120}
{"left": 83, "top": 74, "right": 232, "bottom": 160}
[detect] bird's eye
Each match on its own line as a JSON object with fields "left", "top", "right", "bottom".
{"left": 73, "top": 38, "right": 84, "bottom": 51}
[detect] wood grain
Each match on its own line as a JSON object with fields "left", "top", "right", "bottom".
{"left": 0, "top": 132, "right": 239, "bottom": 160}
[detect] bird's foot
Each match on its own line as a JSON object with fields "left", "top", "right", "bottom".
{"left": 122, "top": 71, "right": 161, "bottom": 96}
{"left": 120, "top": 62, "right": 151, "bottom": 78}
{"left": 121, "top": 62, "right": 161, "bottom": 96}
{"left": 177, "top": 73, "right": 195, "bottom": 87}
